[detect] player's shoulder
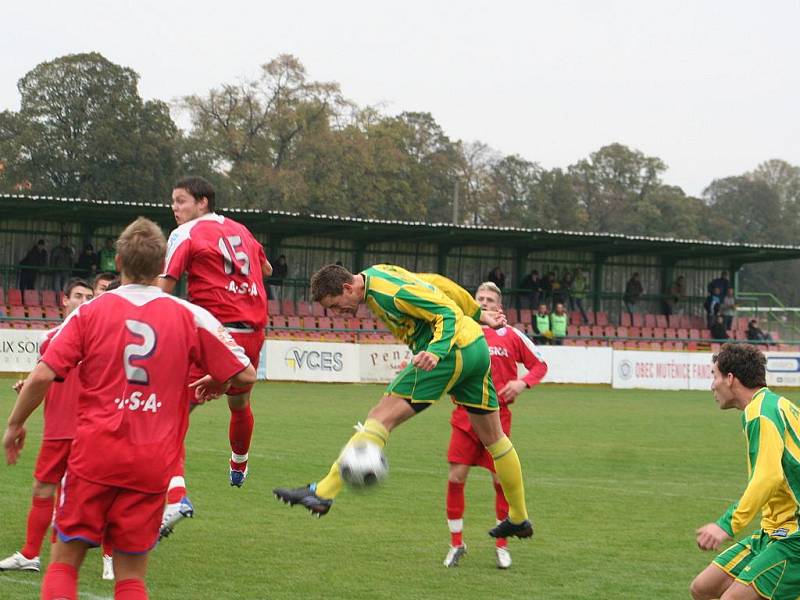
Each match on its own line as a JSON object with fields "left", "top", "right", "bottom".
{"left": 168, "top": 214, "right": 226, "bottom": 244}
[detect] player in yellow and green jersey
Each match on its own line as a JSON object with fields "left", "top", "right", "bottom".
{"left": 691, "top": 343, "right": 800, "bottom": 600}
{"left": 274, "top": 264, "right": 533, "bottom": 540}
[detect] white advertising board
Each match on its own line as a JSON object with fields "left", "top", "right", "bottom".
{"left": 0, "top": 329, "right": 47, "bottom": 372}
{"left": 612, "top": 351, "right": 714, "bottom": 390}
{"left": 264, "top": 340, "right": 360, "bottom": 383}
{"left": 358, "top": 344, "right": 413, "bottom": 383}
{"left": 534, "top": 346, "right": 613, "bottom": 384}
{"left": 765, "top": 353, "right": 800, "bottom": 387}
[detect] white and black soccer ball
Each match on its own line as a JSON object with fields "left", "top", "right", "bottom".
{"left": 338, "top": 441, "right": 388, "bottom": 488}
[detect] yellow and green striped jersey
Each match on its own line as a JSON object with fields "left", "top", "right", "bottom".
{"left": 716, "top": 387, "right": 800, "bottom": 539}
{"left": 361, "top": 265, "right": 483, "bottom": 358}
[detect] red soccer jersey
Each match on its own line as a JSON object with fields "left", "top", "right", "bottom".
{"left": 451, "top": 326, "right": 548, "bottom": 433}
{"left": 163, "top": 214, "right": 268, "bottom": 329}
{"left": 39, "top": 328, "right": 80, "bottom": 441}
{"left": 40, "top": 284, "right": 251, "bottom": 494}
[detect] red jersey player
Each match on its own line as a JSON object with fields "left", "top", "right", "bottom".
{"left": 3, "top": 218, "right": 256, "bottom": 600}
{"left": 0, "top": 279, "right": 93, "bottom": 574}
{"left": 158, "top": 176, "right": 270, "bottom": 536}
{"left": 444, "top": 281, "right": 547, "bottom": 570}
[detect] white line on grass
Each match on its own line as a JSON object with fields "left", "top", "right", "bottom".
{"left": 2, "top": 575, "right": 112, "bottom": 600}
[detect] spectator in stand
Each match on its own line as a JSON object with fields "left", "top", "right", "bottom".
{"left": 571, "top": 268, "right": 590, "bottom": 324}
{"left": 623, "top": 273, "right": 644, "bottom": 318}
{"left": 710, "top": 315, "right": 729, "bottom": 341}
{"left": 663, "top": 275, "right": 686, "bottom": 316}
{"left": 269, "top": 254, "right": 288, "bottom": 301}
{"left": 50, "top": 235, "right": 75, "bottom": 293}
{"left": 720, "top": 288, "right": 737, "bottom": 331}
{"left": 19, "top": 239, "right": 47, "bottom": 291}
{"left": 487, "top": 266, "right": 506, "bottom": 291}
{"left": 541, "top": 271, "right": 555, "bottom": 308}
{"left": 707, "top": 270, "right": 730, "bottom": 299}
{"left": 98, "top": 237, "right": 117, "bottom": 274}
{"left": 532, "top": 303, "right": 552, "bottom": 345}
{"left": 560, "top": 270, "right": 574, "bottom": 312}
{"left": 704, "top": 287, "right": 722, "bottom": 328}
{"left": 746, "top": 319, "right": 773, "bottom": 343}
{"left": 74, "top": 244, "right": 99, "bottom": 279}
{"left": 550, "top": 302, "right": 568, "bottom": 346}
{"left": 517, "top": 270, "right": 543, "bottom": 311}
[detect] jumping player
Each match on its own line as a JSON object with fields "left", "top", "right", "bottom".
{"left": 3, "top": 217, "right": 256, "bottom": 600}
{"left": 0, "top": 279, "right": 94, "bottom": 574}
{"left": 158, "top": 176, "right": 270, "bottom": 536}
{"left": 443, "top": 281, "right": 547, "bottom": 569}
{"left": 274, "top": 264, "right": 534, "bottom": 541}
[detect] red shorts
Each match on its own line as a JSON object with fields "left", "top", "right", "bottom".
{"left": 55, "top": 471, "right": 163, "bottom": 554}
{"left": 34, "top": 439, "right": 72, "bottom": 484}
{"left": 447, "top": 426, "right": 495, "bottom": 472}
{"left": 188, "top": 329, "right": 264, "bottom": 404}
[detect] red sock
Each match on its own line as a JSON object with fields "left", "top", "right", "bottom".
{"left": 102, "top": 542, "right": 113, "bottom": 557}
{"left": 493, "top": 481, "right": 509, "bottom": 548}
{"left": 115, "top": 578, "right": 148, "bottom": 599}
{"left": 41, "top": 561, "right": 77, "bottom": 600}
{"left": 21, "top": 495, "right": 53, "bottom": 559}
{"left": 229, "top": 405, "right": 254, "bottom": 470}
{"left": 167, "top": 446, "right": 187, "bottom": 503}
{"left": 446, "top": 481, "right": 465, "bottom": 547}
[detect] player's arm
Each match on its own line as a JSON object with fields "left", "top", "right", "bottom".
{"left": 3, "top": 361, "right": 57, "bottom": 464}
{"left": 394, "top": 286, "right": 460, "bottom": 370}
{"left": 158, "top": 277, "right": 178, "bottom": 295}
{"left": 497, "top": 328, "right": 549, "bottom": 402}
{"left": 160, "top": 228, "right": 191, "bottom": 295}
{"left": 715, "top": 415, "right": 784, "bottom": 537}
{"left": 260, "top": 245, "right": 273, "bottom": 277}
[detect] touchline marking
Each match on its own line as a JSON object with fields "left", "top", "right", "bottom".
{"left": 3, "top": 575, "right": 113, "bottom": 600}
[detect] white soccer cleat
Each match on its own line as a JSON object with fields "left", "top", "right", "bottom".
{"left": 495, "top": 546, "right": 512, "bottom": 569}
{"left": 102, "top": 554, "right": 115, "bottom": 580}
{"left": 0, "top": 551, "right": 40, "bottom": 572}
{"left": 159, "top": 496, "right": 194, "bottom": 540}
{"left": 443, "top": 544, "right": 466, "bottom": 568}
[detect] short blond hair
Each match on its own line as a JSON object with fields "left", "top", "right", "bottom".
{"left": 116, "top": 217, "right": 166, "bottom": 283}
{"left": 476, "top": 281, "right": 502, "bottom": 298}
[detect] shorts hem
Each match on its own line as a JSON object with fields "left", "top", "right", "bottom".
{"left": 56, "top": 528, "right": 100, "bottom": 548}
{"left": 384, "top": 392, "right": 437, "bottom": 403}
{"left": 733, "top": 578, "right": 770, "bottom": 600}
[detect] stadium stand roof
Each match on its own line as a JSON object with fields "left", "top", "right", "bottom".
{"left": 4, "top": 193, "right": 800, "bottom": 264}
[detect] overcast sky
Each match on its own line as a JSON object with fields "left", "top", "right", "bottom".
{"left": 2, "top": 0, "right": 798, "bottom": 197}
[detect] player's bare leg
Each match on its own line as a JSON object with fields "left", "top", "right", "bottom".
{"left": 690, "top": 564, "right": 735, "bottom": 600}
{"left": 227, "top": 391, "right": 254, "bottom": 487}
{"left": 469, "top": 411, "right": 532, "bottom": 539}
{"left": 273, "top": 394, "right": 415, "bottom": 516}
{"left": 444, "top": 462, "right": 469, "bottom": 567}
{"left": 41, "top": 539, "right": 89, "bottom": 599}
{"left": 113, "top": 551, "right": 150, "bottom": 599}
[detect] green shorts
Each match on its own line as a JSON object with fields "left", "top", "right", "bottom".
{"left": 386, "top": 338, "right": 498, "bottom": 410}
{"left": 714, "top": 529, "right": 800, "bottom": 600}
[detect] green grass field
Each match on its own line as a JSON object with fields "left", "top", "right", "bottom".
{"left": 0, "top": 379, "right": 750, "bottom": 599}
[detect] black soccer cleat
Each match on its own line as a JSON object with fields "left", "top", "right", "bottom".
{"left": 273, "top": 485, "right": 333, "bottom": 517}
{"left": 489, "top": 518, "right": 534, "bottom": 539}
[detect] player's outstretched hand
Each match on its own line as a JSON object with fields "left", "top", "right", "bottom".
{"left": 412, "top": 351, "right": 439, "bottom": 372}
{"left": 12, "top": 380, "right": 24, "bottom": 394}
{"left": 695, "top": 523, "right": 730, "bottom": 551}
{"left": 189, "top": 375, "right": 231, "bottom": 403}
{"left": 498, "top": 380, "right": 527, "bottom": 402}
{"left": 480, "top": 309, "right": 507, "bottom": 329}
{"left": 3, "top": 424, "right": 26, "bottom": 465}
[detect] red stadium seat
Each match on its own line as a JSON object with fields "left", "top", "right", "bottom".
{"left": 591, "top": 326, "right": 604, "bottom": 338}
{"left": 664, "top": 328, "right": 677, "bottom": 339}
{"left": 567, "top": 325, "right": 578, "bottom": 337}
{"left": 42, "top": 290, "right": 58, "bottom": 308}
{"left": 519, "top": 310, "right": 532, "bottom": 324}
{"left": 619, "top": 313, "right": 631, "bottom": 327}
{"left": 662, "top": 341, "right": 674, "bottom": 351}
{"left": 280, "top": 299, "right": 295, "bottom": 316}
{"left": 346, "top": 318, "right": 361, "bottom": 331}
{"left": 667, "top": 315, "right": 680, "bottom": 328}
{"left": 652, "top": 327, "right": 665, "bottom": 339}
{"left": 644, "top": 314, "right": 657, "bottom": 328}
{"left": 286, "top": 316, "right": 302, "bottom": 329}
{"left": 676, "top": 328, "right": 688, "bottom": 339}
{"left": 270, "top": 315, "right": 287, "bottom": 329}
{"left": 628, "top": 326, "right": 641, "bottom": 338}
{"left": 7, "top": 288, "right": 22, "bottom": 306}
{"left": 317, "top": 317, "right": 332, "bottom": 330}
{"left": 689, "top": 328, "right": 700, "bottom": 340}
{"left": 301, "top": 316, "right": 317, "bottom": 329}
{"left": 23, "top": 289, "right": 40, "bottom": 307}
{"left": 710, "top": 343, "right": 722, "bottom": 353}
{"left": 640, "top": 327, "right": 653, "bottom": 339}
{"left": 296, "top": 301, "right": 312, "bottom": 317}
{"left": 9, "top": 306, "right": 25, "bottom": 318}
{"left": 268, "top": 299, "right": 280, "bottom": 315}
{"left": 312, "top": 303, "right": 326, "bottom": 317}
{"left": 603, "top": 326, "right": 616, "bottom": 338}
{"left": 0, "top": 288, "right": 4, "bottom": 306}
{"left": 611, "top": 341, "right": 624, "bottom": 350}
{"left": 632, "top": 313, "right": 644, "bottom": 327}
{"left": 44, "top": 307, "right": 60, "bottom": 322}
{"left": 578, "top": 325, "right": 591, "bottom": 337}
{"left": 672, "top": 341, "right": 685, "bottom": 351}
{"left": 361, "top": 319, "right": 378, "bottom": 331}
{"left": 678, "top": 315, "right": 692, "bottom": 329}
{"left": 356, "top": 305, "right": 369, "bottom": 318}
{"left": 655, "top": 315, "right": 668, "bottom": 328}
{"left": 595, "top": 312, "right": 609, "bottom": 326}
{"left": 332, "top": 317, "right": 346, "bottom": 330}
{"left": 505, "top": 308, "right": 518, "bottom": 323}
{"left": 616, "top": 326, "right": 628, "bottom": 338}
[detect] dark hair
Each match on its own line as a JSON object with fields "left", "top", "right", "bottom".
{"left": 93, "top": 272, "right": 117, "bottom": 287}
{"left": 712, "top": 343, "right": 766, "bottom": 389}
{"left": 64, "top": 278, "right": 92, "bottom": 297}
{"left": 174, "top": 176, "right": 216, "bottom": 212}
{"left": 104, "top": 279, "right": 122, "bottom": 291}
{"left": 310, "top": 265, "right": 354, "bottom": 301}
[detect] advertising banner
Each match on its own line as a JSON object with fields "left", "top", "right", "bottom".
{"left": 0, "top": 329, "right": 47, "bottom": 372}
{"left": 358, "top": 344, "right": 413, "bottom": 383}
{"left": 612, "top": 351, "right": 714, "bottom": 390}
{"left": 264, "top": 340, "right": 360, "bottom": 382}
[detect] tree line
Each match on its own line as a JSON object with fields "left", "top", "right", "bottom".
{"left": 1, "top": 52, "right": 798, "bottom": 300}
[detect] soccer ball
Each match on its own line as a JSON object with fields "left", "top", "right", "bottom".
{"left": 338, "top": 441, "right": 388, "bottom": 488}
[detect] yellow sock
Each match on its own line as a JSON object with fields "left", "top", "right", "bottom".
{"left": 487, "top": 435, "right": 528, "bottom": 523}
{"left": 315, "top": 418, "right": 389, "bottom": 499}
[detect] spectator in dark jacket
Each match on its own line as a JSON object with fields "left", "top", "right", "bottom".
{"left": 487, "top": 266, "right": 506, "bottom": 290}
{"left": 746, "top": 319, "right": 773, "bottom": 343}
{"left": 623, "top": 273, "right": 644, "bottom": 317}
{"left": 707, "top": 271, "right": 730, "bottom": 299}
{"left": 19, "top": 239, "right": 47, "bottom": 290}
{"left": 518, "top": 270, "right": 543, "bottom": 311}
{"left": 709, "top": 315, "right": 728, "bottom": 341}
